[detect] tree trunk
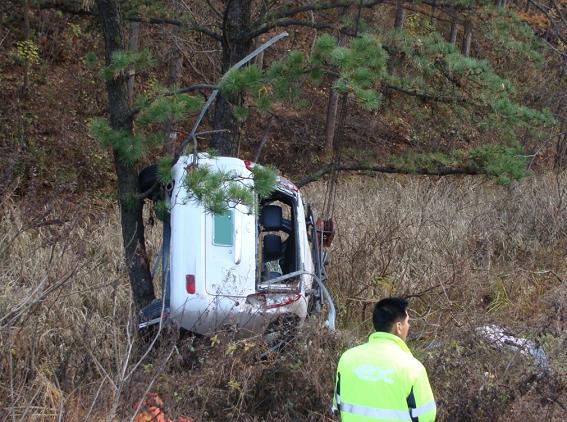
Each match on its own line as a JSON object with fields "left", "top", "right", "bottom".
{"left": 554, "top": 98, "right": 567, "bottom": 169}
{"left": 324, "top": 89, "right": 340, "bottom": 154}
{"left": 127, "top": 21, "right": 140, "bottom": 107}
{"left": 449, "top": 21, "right": 458, "bottom": 45}
{"left": 211, "top": 0, "right": 252, "bottom": 156}
{"left": 22, "top": 0, "right": 30, "bottom": 96}
{"left": 254, "top": 35, "right": 265, "bottom": 69}
{"left": 462, "top": 18, "right": 472, "bottom": 57}
{"left": 394, "top": 0, "right": 405, "bottom": 31}
{"left": 430, "top": 0, "right": 437, "bottom": 27}
{"left": 387, "top": 1, "right": 405, "bottom": 76}
{"left": 96, "top": 0, "right": 154, "bottom": 309}
{"left": 324, "top": 27, "right": 350, "bottom": 155}
{"left": 554, "top": 132, "right": 567, "bottom": 169}
{"left": 164, "top": 1, "right": 183, "bottom": 154}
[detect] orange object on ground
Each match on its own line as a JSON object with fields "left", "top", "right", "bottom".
{"left": 133, "top": 406, "right": 168, "bottom": 422}
{"left": 132, "top": 392, "right": 193, "bottom": 422}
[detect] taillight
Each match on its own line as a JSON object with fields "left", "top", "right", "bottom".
{"left": 244, "top": 160, "right": 254, "bottom": 171}
{"left": 186, "top": 274, "right": 195, "bottom": 294}
{"left": 265, "top": 293, "right": 301, "bottom": 309}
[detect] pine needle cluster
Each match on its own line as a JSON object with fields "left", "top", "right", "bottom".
{"left": 218, "top": 33, "right": 388, "bottom": 116}
{"left": 136, "top": 93, "right": 203, "bottom": 128}
{"left": 313, "top": 34, "right": 386, "bottom": 110}
{"left": 486, "top": 8, "right": 546, "bottom": 65}
{"left": 99, "top": 48, "right": 155, "bottom": 81}
{"left": 87, "top": 42, "right": 278, "bottom": 217}
{"left": 89, "top": 1, "right": 559, "bottom": 192}
{"left": 181, "top": 161, "right": 276, "bottom": 214}
{"left": 376, "top": 18, "right": 555, "bottom": 182}
{"left": 89, "top": 118, "right": 145, "bottom": 164}
{"left": 467, "top": 144, "right": 529, "bottom": 185}
{"left": 88, "top": 48, "right": 203, "bottom": 165}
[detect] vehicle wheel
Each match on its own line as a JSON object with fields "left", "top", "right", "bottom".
{"left": 139, "top": 165, "right": 163, "bottom": 201}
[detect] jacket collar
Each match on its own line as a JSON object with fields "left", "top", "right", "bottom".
{"left": 369, "top": 331, "right": 412, "bottom": 355}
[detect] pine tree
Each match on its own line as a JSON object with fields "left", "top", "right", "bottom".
{"left": 44, "top": 0, "right": 561, "bottom": 307}
{"left": 216, "top": 24, "right": 554, "bottom": 183}
{"left": 90, "top": 0, "right": 282, "bottom": 308}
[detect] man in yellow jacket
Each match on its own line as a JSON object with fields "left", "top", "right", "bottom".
{"left": 333, "top": 297, "right": 436, "bottom": 421}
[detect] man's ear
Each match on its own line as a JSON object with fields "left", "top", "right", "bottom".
{"left": 392, "top": 321, "right": 400, "bottom": 336}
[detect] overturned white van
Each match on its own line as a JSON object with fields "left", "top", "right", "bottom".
{"left": 139, "top": 154, "right": 335, "bottom": 338}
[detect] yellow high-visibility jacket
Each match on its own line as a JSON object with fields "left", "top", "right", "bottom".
{"left": 333, "top": 332, "right": 436, "bottom": 421}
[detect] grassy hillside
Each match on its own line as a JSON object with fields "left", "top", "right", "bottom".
{"left": 1, "top": 174, "right": 566, "bottom": 420}
{"left": 2, "top": 0, "right": 567, "bottom": 420}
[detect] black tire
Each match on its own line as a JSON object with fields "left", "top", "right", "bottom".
{"left": 139, "top": 165, "right": 162, "bottom": 201}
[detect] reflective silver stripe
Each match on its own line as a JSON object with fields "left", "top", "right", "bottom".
{"left": 410, "top": 400, "right": 436, "bottom": 418}
{"left": 331, "top": 393, "right": 340, "bottom": 412}
{"left": 340, "top": 402, "right": 412, "bottom": 421}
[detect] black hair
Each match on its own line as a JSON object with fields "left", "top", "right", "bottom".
{"left": 372, "top": 297, "right": 409, "bottom": 332}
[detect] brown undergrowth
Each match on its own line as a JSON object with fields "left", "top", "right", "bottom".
{"left": 1, "top": 173, "right": 567, "bottom": 420}
{"left": 305, "top": 172, "right": 567, "bottom": 420}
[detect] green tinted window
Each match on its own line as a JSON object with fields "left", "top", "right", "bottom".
{"left": 213, "top": 211, "right": 233, "bottom": 246}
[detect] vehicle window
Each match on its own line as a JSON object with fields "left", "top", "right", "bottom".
{"left": 213, "top": 211, "right": 233, "bottom": 246}
{"left": 259, "top": 197, "right": 297, "bottom": 279}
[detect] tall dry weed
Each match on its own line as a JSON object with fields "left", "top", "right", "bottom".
{"left": 1, "top": 173, "right": 567, "bottom": 420}
{"left": 305, "top": 173, "right": 567, "bottom": 420}
{"left": 305, "top": 174, "right": 567, "bottom": 326}
{"left": 0, "top": 195, "right": 140, "bottom": 420}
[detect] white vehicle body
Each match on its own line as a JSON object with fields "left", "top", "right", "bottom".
{"left": 159, "top": 154, "right": 322, "bottom": 336}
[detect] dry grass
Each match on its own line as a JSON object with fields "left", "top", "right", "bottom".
{"left": 0, "top": 195, "right": 134, "bottom": 420}
{"left": 306, "top": 173, "right": 567, "bottom": 420}
{"left": 1, "top": 173, "right": 567, "bottom": 420}
{"left": 306, "top": 174, "right": 567, "bottom": 326}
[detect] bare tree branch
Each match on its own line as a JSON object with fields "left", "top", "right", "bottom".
{"left": 551, "top": 0, "right": 567, "bottom": 32}
{"left": 127, "top": 16, "right": 223, "bottom": 41}
{"left": 176, "top": 83, "right": 218, "bottom": 94}
{"left": 249, "top": 0, "right": 383, "bottom": 38}
{"left": 254, "top": 116, "right": 275, "bottom": 162}
{"left": 250, "top": 0, "right": 472, "bottom": 35}
{"left": 296, "top": 162, "right": 477, "bottom": 187}
{"left": 37, "top": 1, "right": 223, "bottom": 40}
{"left": 204, "top": 0, "right": 223, "bottom": 19}
{"left": 247, "top": 19, "right": 335, "bottom": 40}
{"left": 381, "top": 81, "right": 468, "bottom": 104}
{"left": 175, "top": 31, "right": 290, "bottom": 160}
{"left": 38, "top": 0, "right": 92, "bottom": 16}
{"left": 260, "top": 0, "right": 381, "bottom": 22}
